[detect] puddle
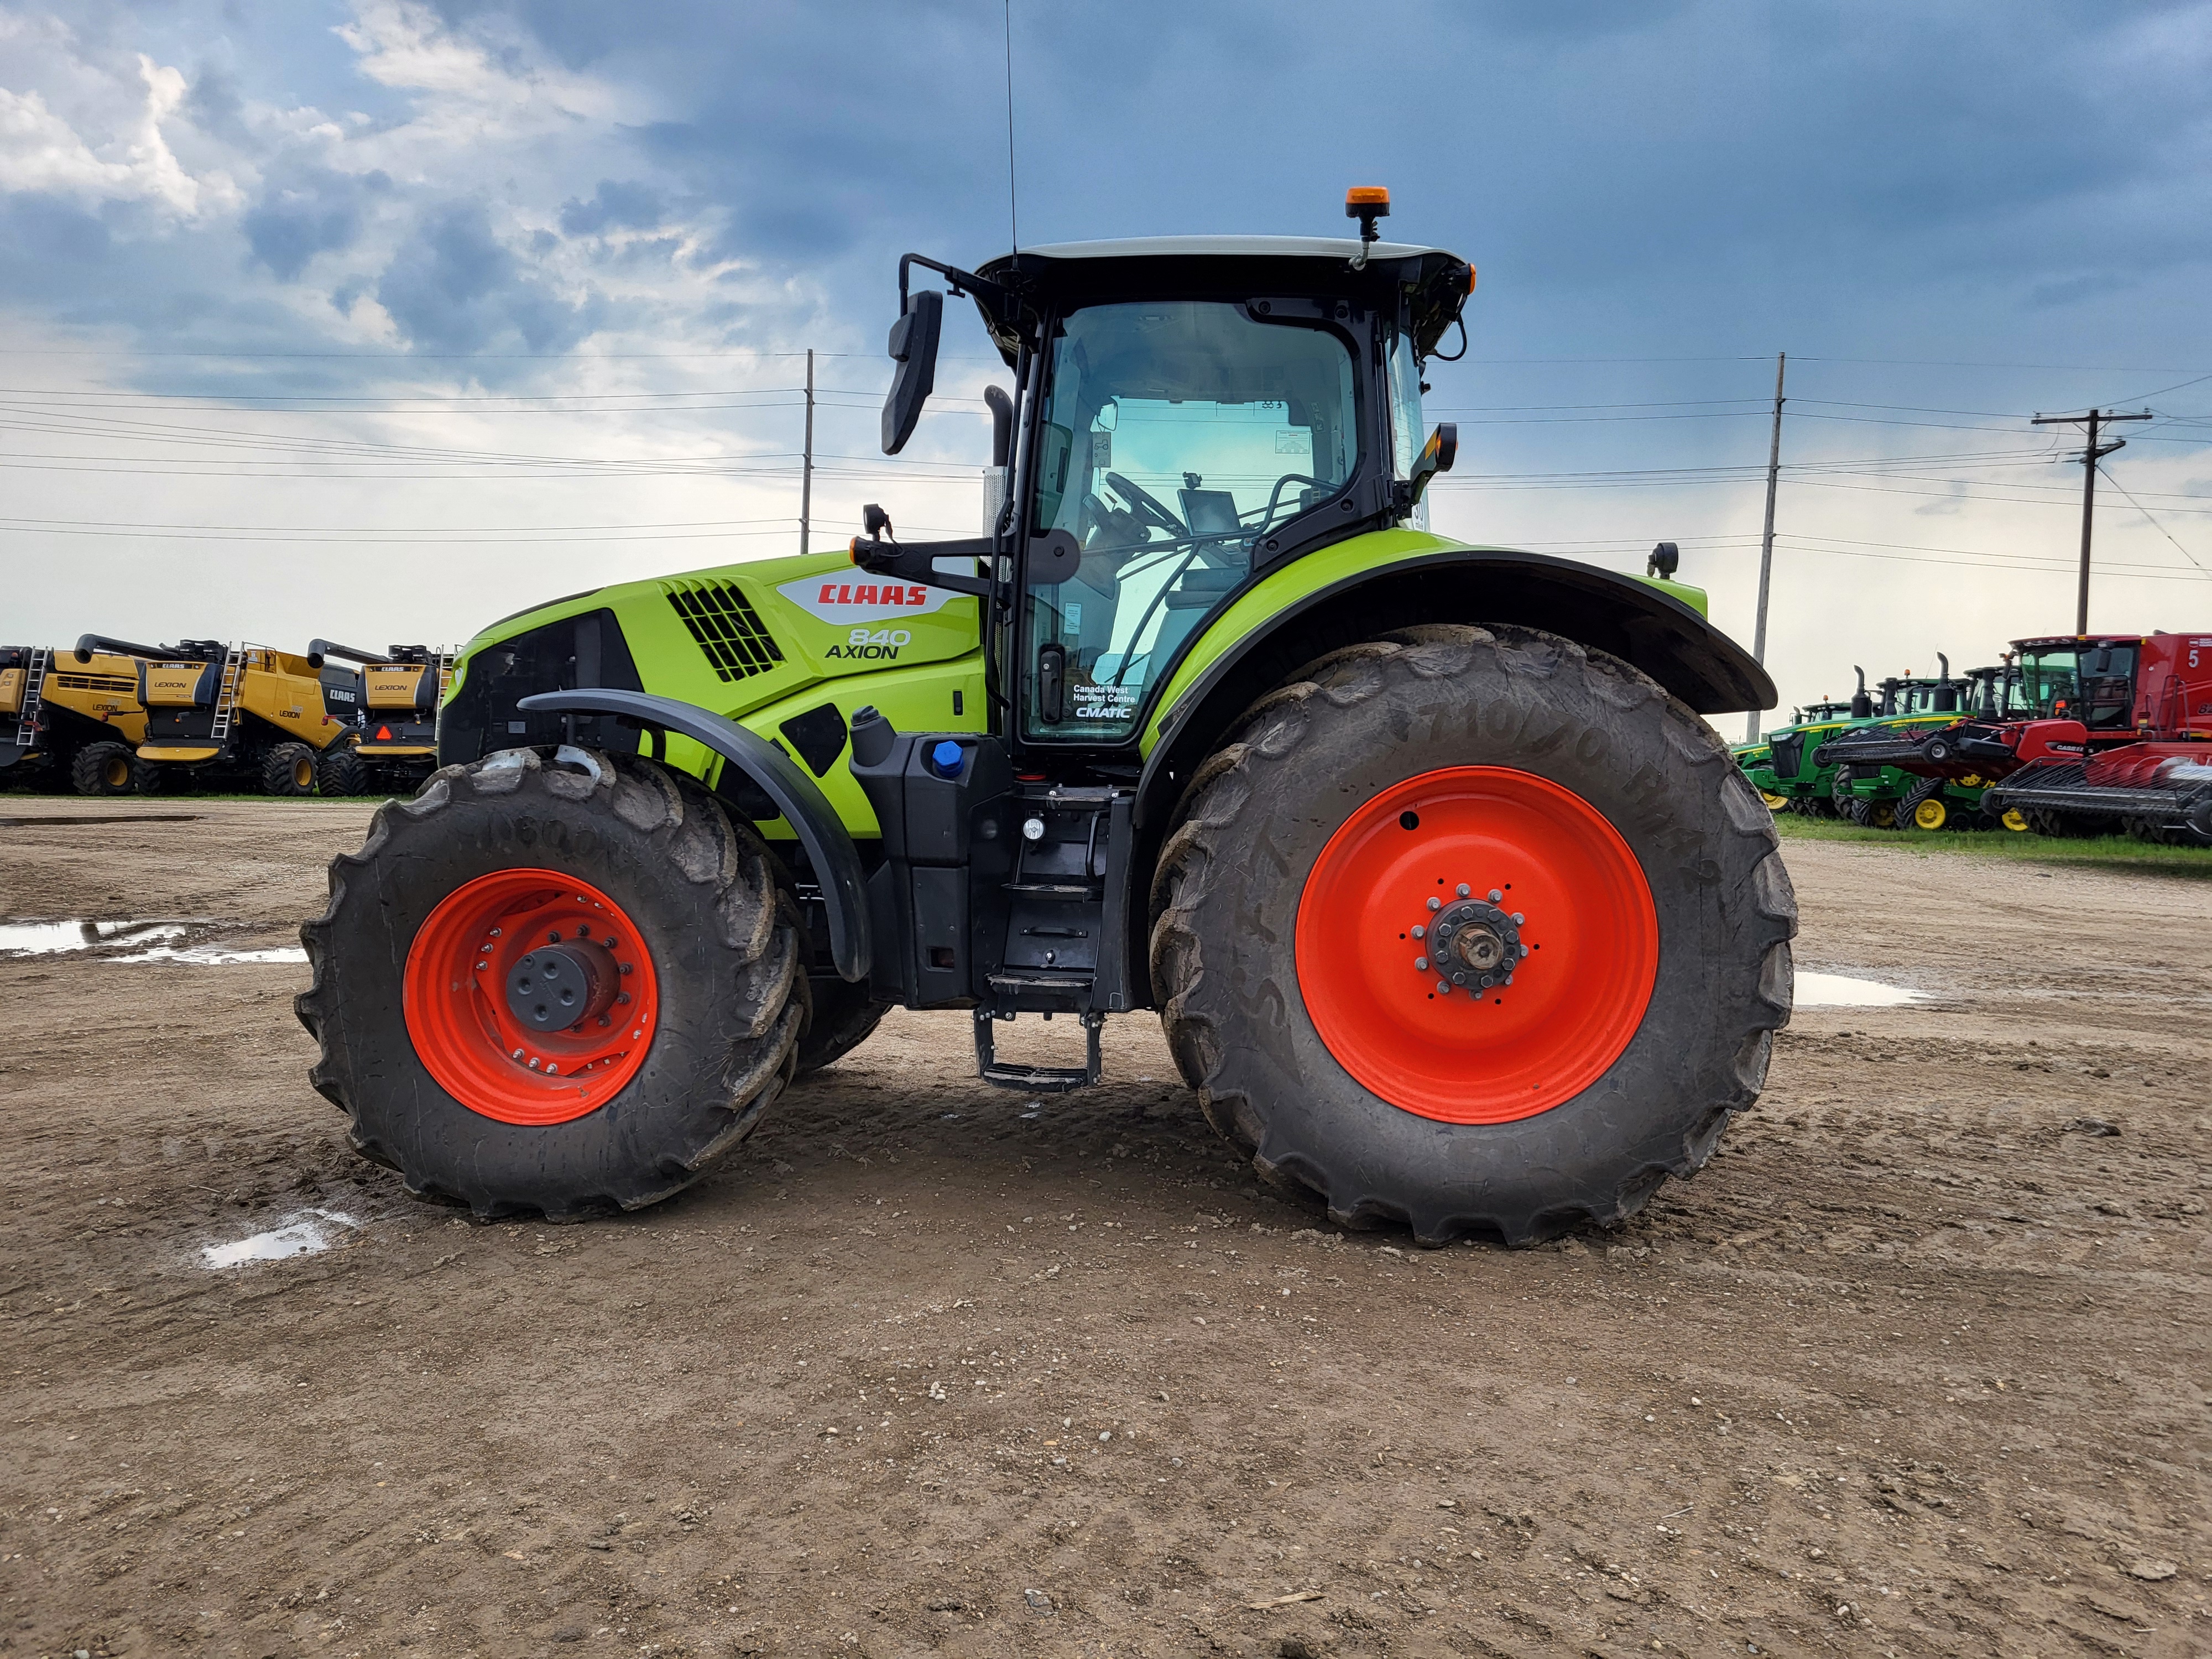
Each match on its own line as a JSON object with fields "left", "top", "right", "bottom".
{"left": 111, "top": 943, "right": 307, "bottom": 965}
{"left": 1, "top": 917, "right": 301, "bottom": 964}
{"left": 0, "top": 919, "right": 190, "bottom": 955}
{"left": 201, "top": 1209, "right": 362, "bottom": 1270}
{"left": 1796, "top": 971, "right": 1926, "bottom": 1009}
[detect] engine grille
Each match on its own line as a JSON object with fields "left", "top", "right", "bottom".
{"left": 665, "top": 581, "right": 785, "bottom": 684}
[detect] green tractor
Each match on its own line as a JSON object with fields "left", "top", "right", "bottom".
{"left": 298, "top": 192, "right": 1796, "bottom": 1245}
{"left": 1753, "top": 691, "right": 1866, "bottom": 816}
{"left": 1815, "top": 658, "right": 1971, "bottom": 828}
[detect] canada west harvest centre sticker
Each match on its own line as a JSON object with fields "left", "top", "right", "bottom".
{"left": 776, "top": 573, "right": 964, "bottom": 625}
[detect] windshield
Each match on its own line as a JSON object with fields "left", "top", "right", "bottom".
{"left": 2017, "top": 645, "right": 2137, "bottom": 728}
{"left": 1022, "top": 300, "right": 1359, "bottom": 740}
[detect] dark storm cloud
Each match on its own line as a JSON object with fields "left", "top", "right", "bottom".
{"left": 243, "top": 166, "right": 389, "bottom": 280}
{"left": 375, "top": 201, "right": 598, "bottom": 353}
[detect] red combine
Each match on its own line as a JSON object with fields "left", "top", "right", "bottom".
{"left": 1981, "top": 632, "right": 2212, "bottom": 840}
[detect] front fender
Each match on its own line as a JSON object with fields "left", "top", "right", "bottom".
{"left": 518, "top": 688, "right": 870, "bottom": 983}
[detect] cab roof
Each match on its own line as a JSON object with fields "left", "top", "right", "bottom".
{"left": 968, "top": 235, "right": 1473, "bottom": 365}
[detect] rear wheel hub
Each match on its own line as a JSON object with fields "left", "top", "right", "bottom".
{"left": 1412, "top": 888, "right": 1527, "bottom": 995}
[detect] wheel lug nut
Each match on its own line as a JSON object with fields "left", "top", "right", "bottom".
{"left": 1426, "top": 897, "right": 1441, "bottom": 912}
{"left": 1489, "top": 889, "right": 1502, "bottom": 902}
{"left": 1411, "top": 925, "right": 1425, "bottom": 940}
{"left": 1455, "top": 883, "right": 1470, "bottom": 898}
{"left": 1414, "top": 956, "right": 1428, "bottom": 971}
{"left": 1435, "top": 980, "right": 1450, "bottom": 995}
{"left": 1512, "top": 912, "right": 1525, "bottom": 925}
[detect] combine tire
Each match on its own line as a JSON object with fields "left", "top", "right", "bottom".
{"left": 263, "top": 742, "right": 319, "bottom": 797}
{"left": 317, "top": 745, "right": 368, "bottom": 797}
{"left": 1149, "top": 624, "right": 1796, "bottom": 1246}
{"left": 795, "top": 977, "right": 893, "bottom": 1076}
{"left": 297, "top": 747, "right": 806, "bottom": 1219}
{"left": 70, "top": 740, "right": 136, "bottom": 797}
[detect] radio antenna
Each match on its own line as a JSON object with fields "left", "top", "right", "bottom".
{"left": 1003, "top": 0, "right": 1019, "bottom": 255}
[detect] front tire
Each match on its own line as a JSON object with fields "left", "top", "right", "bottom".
{"left": 297, "top": 747, "right": 806, "bottom": 1218}
{"left": 70, "top": 740, "right": 135, "bottom": 797}
{"left": 263, "top": 742, "right": 318, "bottom": 797}
{"left": 1148, "top": 625, "right": 1796, "bottom": 1246}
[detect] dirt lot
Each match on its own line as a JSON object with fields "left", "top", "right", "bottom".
{"left": 2, "top": 800, "right": 2208, "bottom": 1658}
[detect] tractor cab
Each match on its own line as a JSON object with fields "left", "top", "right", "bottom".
{"left": 858, "top": 204, "right": 1474, "bottom": 773}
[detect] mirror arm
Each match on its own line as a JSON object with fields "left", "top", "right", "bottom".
{"left": 849, "top": 533, "right": 994, "bottom": 599}
{"left": 899, "top": 252, "right": 1018, "bottom": 331}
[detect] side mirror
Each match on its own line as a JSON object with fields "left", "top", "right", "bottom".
{"left": 881, "top": 288, "right": 943, "bottom": 455}
{"left": 1408, "top": 421, "right": 1457, "bottom": 504}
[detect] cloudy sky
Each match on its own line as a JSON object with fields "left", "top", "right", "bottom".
{"left": 3, "top": 0, "right": 2209, "bottom": 723}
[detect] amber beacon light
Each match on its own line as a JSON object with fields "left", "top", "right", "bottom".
{"left": 1345, "top": 185, "right": 1391, "bottom": 244}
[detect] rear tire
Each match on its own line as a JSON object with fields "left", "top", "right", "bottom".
{"left": 263, "top": 742, "right": 318, "bottom": 797}
{"left": 794, "top": 975, "right": 893, "bottom": 1076}
{"left": 297, "top": 747, "right": 806, "bottom": 1218}
{"left": 317, "top": 745, "right": 368, "bottom": 797}
{"left": 70, "top": 740, "right": 136, "bottom": 797}
{"left": 1148, "top": 625, "right": 1796, "bottom": 1246}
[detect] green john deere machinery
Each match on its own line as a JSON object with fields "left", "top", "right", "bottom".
{"left": 1751, "top": 690, "right": 1865, "bottom": 816}
{"left": 1817, "top": 657, "right": 1970, "bottom": 827}
{"left": 299, "top": 190, "right": 1797, "bottom": 1245}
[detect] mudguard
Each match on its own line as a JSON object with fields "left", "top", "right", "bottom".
{"left": 518, "top": 688, "right": 870, "bottom": 983}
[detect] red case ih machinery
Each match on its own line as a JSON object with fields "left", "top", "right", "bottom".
{"left": 1988, "top": 632, "right": 2212, "bottom": 842}
{"left": 1804, "top": 633, "right": 2212, "bottom": 839}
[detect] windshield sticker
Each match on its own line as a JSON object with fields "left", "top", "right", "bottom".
{"left": 777, "top": 574, "right": 962, "bottom": 625}
{"left": 1072, "top": 682, "right": 1142, "bottom": 720}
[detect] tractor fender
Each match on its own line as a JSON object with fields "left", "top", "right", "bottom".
{"left": 517, "top": 688, "right": 870, "bottom": 983}
{"left": 1132, "top": 545, "right": 1774, "bottom": 834}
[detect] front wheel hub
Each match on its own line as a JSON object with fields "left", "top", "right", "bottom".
{"left": 507, "top": 940, "right": 620, "bottom": 1031}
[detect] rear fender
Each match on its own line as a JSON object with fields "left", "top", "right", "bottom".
{"left": 1135, "top": 541, "right": 1773, "bottom": 834}
{"left": 518, "top": 688, "right": 870, "bottom": 983}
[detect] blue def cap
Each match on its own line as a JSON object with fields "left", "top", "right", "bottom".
{"left": 929, "top": 739, "right": 966, "bottom": 776}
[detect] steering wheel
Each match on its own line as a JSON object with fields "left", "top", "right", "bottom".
{"left": 1104, "top": 471, "right": 1187, "bottom": 538}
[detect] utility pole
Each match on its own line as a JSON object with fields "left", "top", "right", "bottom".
{"left": 799, "top": 348, "right": 816, "bottom": 555}
{"left": 1746, "top": 351, "right": 1785, "bottom": 743}
{"left": 2031, "top": 406, "right": 2150, "bottom": 634}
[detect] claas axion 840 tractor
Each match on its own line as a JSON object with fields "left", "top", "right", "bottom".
{"left": 299, "top": 192, "right": 1798, "bottom": 1245}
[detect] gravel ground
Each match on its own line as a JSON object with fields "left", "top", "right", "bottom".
{"left": 1, "top": 799, "right": 2207, "bottom": 1658}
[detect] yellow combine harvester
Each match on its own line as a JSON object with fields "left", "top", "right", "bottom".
{"left": 0, "top": 641, "right": 158, "bottom": 794}
{"left": 308, "top": 641, "right": 453, "bottom": 796}
{"left": 74, "top": 634, "right": 354, "bottom": 795}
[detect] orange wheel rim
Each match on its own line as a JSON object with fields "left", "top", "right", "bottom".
{"left": 402, "top": 868, "right": 660, "bottom": 1126}
{"left": 1293, "top": 766, "right": 1658, "bottom": 1124}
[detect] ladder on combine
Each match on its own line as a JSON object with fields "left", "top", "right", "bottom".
{"left": 11, "top": 646, "right": 49, "bottom": 749}
{"left": 207, "top": 644, "right": 246, "bottom": 742}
